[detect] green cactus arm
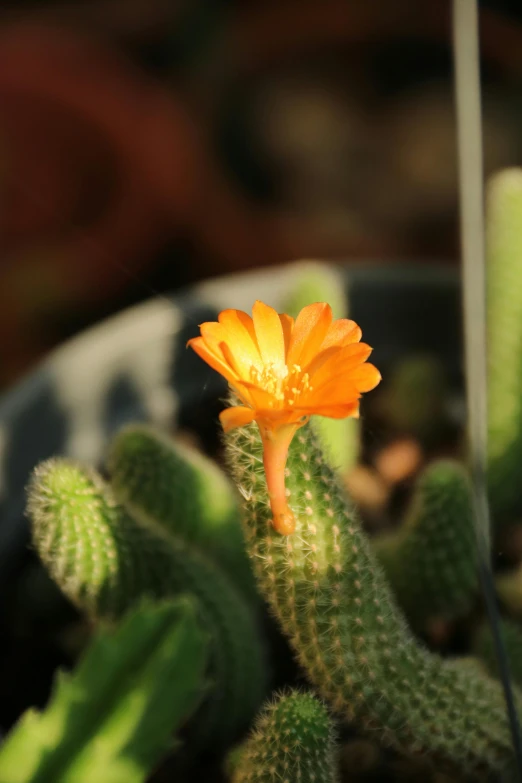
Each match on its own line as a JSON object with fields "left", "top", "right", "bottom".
{"left": 487, "top": 169, "right": 522, "bottom": 523}
{"left": 225, "top": 417, "right": 520, "bottom": 778}
{"left": 232, "top": 690, "right": 339, "bottom": 783}
{"left": 474, "top": 619, "right": 522, "bottom": 688}
{"left": 280, "top": 261, "right": 359, "bottom": 475}
{"left": 373, "top": 460, "right": 478, "bottom": 627}
{"left": 27, "top": 459, "right": 267, "bottom": 753}
{"left": 0, "top": 598, "right": 206, "bottom": 783}
{"left": 106, "top": 423, "right": 256, "bottom": 598}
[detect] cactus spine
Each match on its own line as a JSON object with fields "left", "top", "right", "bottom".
{"left": 373, "top": 460, "right": 477, "bottom": 627}
{"left": 232, "top": 690, "right": 339, "bottom": 783}
{"left": 487, "top": 169, "right": 522, "bottom": 523}
{"left": 27, "top": 459, "right": 266, "bottom": 752}
{"left": 226, "top": 417, "right": 520, "bottom": 778}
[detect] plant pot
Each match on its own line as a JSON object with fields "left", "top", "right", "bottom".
{"left": 0, "top": 260, "right": 460, "bottom": 585}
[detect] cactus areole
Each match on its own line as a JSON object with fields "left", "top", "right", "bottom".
{"left": 187, "top": 300, "right": 380, "bottom": 534}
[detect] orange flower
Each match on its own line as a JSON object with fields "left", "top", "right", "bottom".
{"left": 188, "top": 301, "right": 380, "bottom": 534}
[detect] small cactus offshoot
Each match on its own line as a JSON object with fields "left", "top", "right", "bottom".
{"left": 232, "top": 690, "right": 339, "bottom": 783}
{"left": 373, "top": 460, "right": 478, "bottom": 627}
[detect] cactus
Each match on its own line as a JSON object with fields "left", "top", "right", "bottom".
{"left": 474, "top": 618, "right": 522, "bottom": 688}
{"left": 225, "top": 416, "right": 520, "bottom": 778}
{"left": 487, "top": 169, "right": 522, "bottom": 523}
{"left": 0, "top": 598, "right": 207, "bottom": 783}
{"left": 231, "top": 690, "right": 339, "bottom": 783}
{"left": 27, "top": 459, "right": 266, "bottom": 753}
{"left": 281, "top": 262, "right": 359, "bottom": 475}
{"left": 373, "top": 460, "right": 478, "bottom": 627}
{"left": 107, "top": 423, "right": 256, "bottom": 597}
{"left": 284, "top": 261, "right": 348, "bottom": 322}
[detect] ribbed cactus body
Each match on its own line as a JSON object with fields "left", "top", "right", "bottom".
{"left": 232, "top": 690, "right": 339, "bottom": 783}
{"left": 107, "top": 424, "right": 255, "bottom": 597}
{"left": 487, "top": 169, "right": 522, "bottom": 523}
{"left": 28, "top": 459, "right": 266, "bottom": 752}
{"left": 373, "top": 460, "right": 477, "bottom": 626}
{"left": 29, "top": 460, "right": 177, "bottom": 618}
{"left": 226, "top": 419, "right": 519, "bottom": 778}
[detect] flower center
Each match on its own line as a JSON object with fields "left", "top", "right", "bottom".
{"left": 250, "top": 362, "right": 312, "bottom": 407}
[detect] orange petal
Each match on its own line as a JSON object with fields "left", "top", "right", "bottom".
{"left": 219, "top": 405, "right": 256, "bottom": 433}
{"left": 279, "top": 313, "right": 294, "bottom": 357}
{"left": 302, "top": 377, "right": 361, "bottom": 408}
{"left": 308, "top": 343, "right": 373, "bottom": 388}
{"left": 287, "top": 302, "right": 333, "bottom": 369}
{"left": 320, "top": 319, "right": 362, "bottom": 351}
{"left": 255, "top": 409, "right": 301, "bottom": 426}
{"left": 199, "top": 321, "right": 228, "bottom": 352}
{"left": 351, "top": 363, "right": 382, "bottom": 392}
{"left": 187, "top": 336, "right": 238, "bottom": 386}
{"left": 212, "top": 359, "right": 256, "bottom": 409}
{"left": 252, "top": 301, "right": 285, "bottom": 366}
{"left": 202, "top": 318, "right": 260, "bottom": 378}
{"left": 294, "top": 401, "right": 360, "bottom": 419}
{"left": 218, "top": 309, "right": 261, "bottom": 366}
{"left": 239, "top": 379, "right": 281, "bottom": 410}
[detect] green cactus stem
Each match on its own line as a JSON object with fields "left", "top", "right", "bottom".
{"left": 27, "top": 459, "right": 266, "bottom": 753}
{"left": 232, "top": 690, "right": 339, "bottom": 783}
{"left": 107, "top": 423, "right": 255, "bottom": 597}
{"left": 0, "top": 598, "right": 207, "bottom": 783}
{"left": 225, "top": 417, "right": 520, "bottom": 778}
{"left": 487, "top": 169, "right": 522, "bottom": 523}
{"left": 373, "top": 460, "right": 478, "bottom": 627}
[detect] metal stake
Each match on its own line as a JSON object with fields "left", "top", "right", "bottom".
{"left": 452, "top": 0, "right": 522, "bottom": 776}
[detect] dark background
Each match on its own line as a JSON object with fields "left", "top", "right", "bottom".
{"left": 1, "top": 0, "right": 522, "bottom": 390}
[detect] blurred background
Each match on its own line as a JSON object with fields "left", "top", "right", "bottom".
{"left": 1, "top": 0, "right": 522, "bottom": 392}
